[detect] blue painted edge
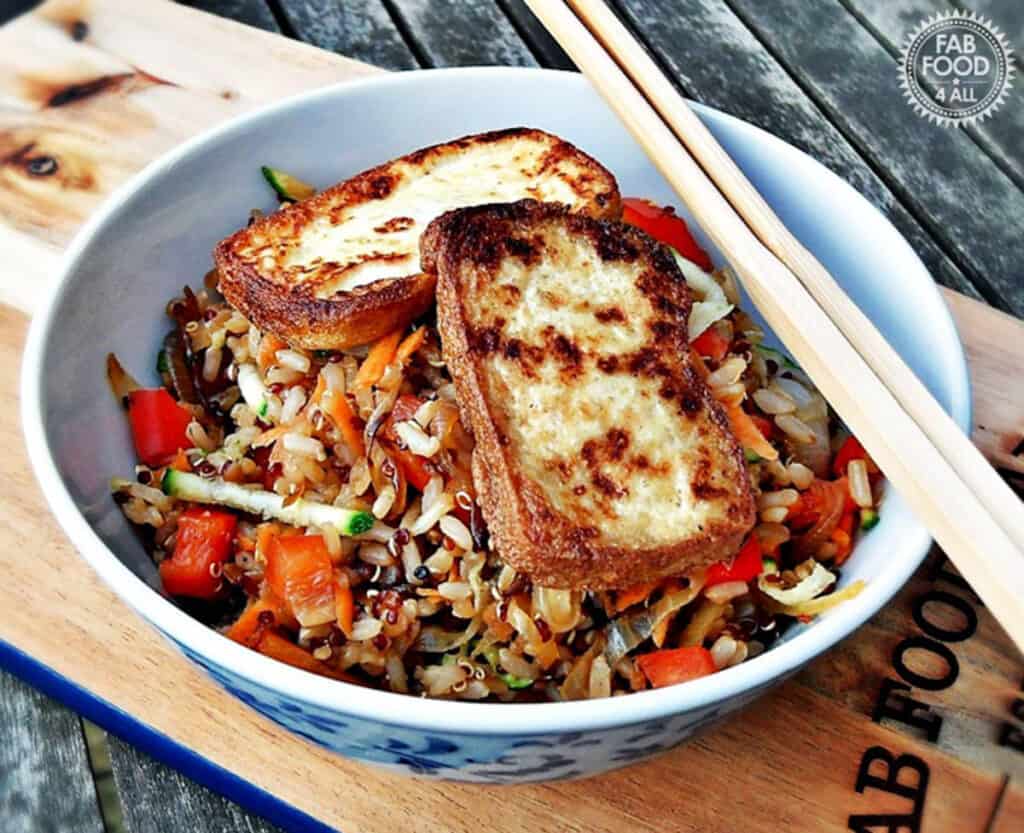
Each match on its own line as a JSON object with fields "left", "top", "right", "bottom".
{"left": 0, "top": 638, "right": 339, "bottom": 833}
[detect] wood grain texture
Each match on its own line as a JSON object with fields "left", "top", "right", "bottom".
{"left": 945, "top": 290, "right": 1024, "bottom": 476}
{"left": 843, "top": 0, "right": 1024, "bottom": 189}
{"left": 498, "top": 0, "right": 575, "bottom": 68}
{"left": 611, "top": 0, "right": 983, "bottom": 305}
{"left": 178, "top": 0, "right": 280, "bottom": 33}
{"left": 723, "top": 0, "right": 1024, "bottom": 316}
{"left": 388, "top": 0, "right": 538, "bottom": 67}
{"left": 275, "top": 0, "right": 418, "bottom": 70}
{"left": 107, "top": 736, "right": 282, "bottom": 833}
{"left": 0, "top": 670, "right": 105, "bottom": 833}
{"left": 0, "top": 0, "right": 380, "bottom": 314}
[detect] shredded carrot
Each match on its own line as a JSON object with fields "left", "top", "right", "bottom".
{"left": 258, "top": 333, "right": 286, "bottom": 372}
{"left": 614, "top": 581, "right": 659, "bottom": 613}
{"left": 395, "top": 326, "right": 426, "bottom": 365}
{"left": 483, "top": 603, "right": 515, "bottom": 641}
{"left": 322, "top": 389, "right": 366, "bottom": 456}
{"left": 169, "top": 449, "right": 191, "bottom": 472}
{"left": 535, "top": 639, "right": 561, "bottom": 670}
{"left": 227, "top": 598, "right": 278, "bottom": 644}
{"left": 832, "top": 511, "right": 856, "bottom": 564}
{"left": 255, "top": 523, "right": 280, "bottom": 560}
{"left": 334, "top": 579, "right": 354, "bottom": 638}
{"left": 249, "top": 630, "right": 355, "bottom": 682}
{"left": 252, "top": 424, "right": 291, "bottom": 448}
{"left": 309, "top": 372, "right": 327, "bottom": 406}
{"left": 354, "top": 329, "right": 402, "bottom": 390}
{"left": 725, "top": 404, "right": 778, "bottom": 461}
{"left": 650, "top": 580, "right": 684, "bottom": 646}
{"left": 236, "top": 534, "right": 256, "bottom": 553}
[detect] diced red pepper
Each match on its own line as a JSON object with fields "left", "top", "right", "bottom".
{"left": 786, "top": 490, "right": 820, "bottom": 529}
{"left": 621, "top": 198, "right": 714, "bottom": 272}
{"left": 691, "top": 327, "right": 730, "bottom": 362}
{"left": 127, "top": 388, "right": 193, "bottom": 467}
{"left": 265, "top": 535, "right": 336, "bottom": 628}
{"left": 391, "top": 446, "right": 432, "bottom": 492}
{"left": 159, "top": 508, "right": 237, "bottom": 599}
{"left": 832, "top": 436, "right": 867, "bottom": 477}
{"left": 705, "top": 535, "right": 763, "bottom": 588}
{"left": 638, "top": 647, "right": 717, "bottom": 688}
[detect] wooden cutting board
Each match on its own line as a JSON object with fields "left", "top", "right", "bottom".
{"left": 1, "top": 2, "right": 1022, "bottom": 831}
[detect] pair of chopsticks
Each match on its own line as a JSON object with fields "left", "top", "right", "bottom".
{"left": 525, "top": 0, "right": 1024, "bottom": 651}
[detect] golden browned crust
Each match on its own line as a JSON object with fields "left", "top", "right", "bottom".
{"left": 426, "top": 200, "right": 755, "bottom": 590}
{"left": 215, "top": 128, "right": 621, "bottom": 349}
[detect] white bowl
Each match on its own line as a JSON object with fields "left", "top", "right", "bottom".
{"left": 22, "top": 68, "right": 970, "bottom": 783}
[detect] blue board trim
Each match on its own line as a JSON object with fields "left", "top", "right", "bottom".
{"left": 0, "top": 639, "right": 339, "bottom": 833}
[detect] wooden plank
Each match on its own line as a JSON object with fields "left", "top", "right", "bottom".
{"left": 0, "top": 1, "right": 37, "bottom": 26}
{"left": 945, "top": 290, "right": 1024, "bottom": 475}
{"left": 274, "top": 0, "right": 418, "bottom": 70}
{"left": 497, "top": 0, "right": 574, "bottom": 69}
{"left": 612, "top": 0, "right": 984, "bottom": 306}
{"left": 107, "top": 736, "right": 282, "bottom": 833}
{"left": 0, "top": 0, "right": 380, "bottom": 315}
{"left": 178, "top": 0, "right": 280, "bottom": 34}
{"left": 0, "top": 670, "right": 105, "bottom": 833}
{"left": 388, "top": 0, "right": 538, "bottom": 67}
{"left": 721, "top": 0, "right": 1024, "bottom": 316}
{"left": 841, "top": 0, "right": 1024, "bottom": 189}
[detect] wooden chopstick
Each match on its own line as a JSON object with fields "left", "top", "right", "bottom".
{"left": 524, "top": 0, "right": 1024, "bottom": 650}
{"left": 565, "top": 0, "right": 1024, "bottom": 559}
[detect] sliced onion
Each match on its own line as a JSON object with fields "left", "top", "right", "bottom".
{"left": 758, "top": 561, "right": 835, "bottom": 605}
{"left": 533, "top": 588, "right": 581, "bottom": 634}
{"left": 163, "top": 330, "right": 199, "bottom": 404}
{"left": 674, "top": 252, "right": 734, "bottom": 340}
{"left": 106, "top": 353, "right": 140, "bottom": 402}
{"left": 560, "top": 638, "right": 604, "bottom": 701}
{"left": 603, "top": 575, "right": 705, "bottom": 666}
{"left": 790, "top": 390, "right": 831, "bottom": 476}
{"left": 414, "top": 617, "right": 481, "bottom": 653}
{"left": 775, "top": 579, "right": 865, "bottom": 616}
{"left": 793, "top": 478, "right": 847, "bottom": 556}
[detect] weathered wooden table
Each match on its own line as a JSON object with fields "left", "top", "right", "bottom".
{"left": 1, "top": 1, "right": 1021, "bottom": 831}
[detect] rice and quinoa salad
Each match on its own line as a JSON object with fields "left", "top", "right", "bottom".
{"left": 108, "top": 189, "right": 879, "bottom": 701}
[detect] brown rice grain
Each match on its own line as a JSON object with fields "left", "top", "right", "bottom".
{"left": 753, "top": 387, "right": 796, "bottom": 415}
{"left": 760, "top": 506, "right": 790, "bottom": 524}
{"left": 711, "top": 635, "right": 738, "bottom": 669}
{"left": 788, "top": 461, "right": 815, "bottom": 490}
{"left": 704, "top": 581, "right": 749, "bottom": 605}
{"left": 758, "top": 488, "right": 799, "bottom": 509}
{"left": 276, "top": 349, "right": 311, "bottom": 374}
{"left": 848, "top": 459, "right": 873, "bottom": 508}
{"left": 774, "top": 414, "right": 816, "bottom": 445}
{"left": 202, "top": 346, "right": 222, "bottom": 382}
{"left": 439, "top": 515, "right": 473, "bottom": 551}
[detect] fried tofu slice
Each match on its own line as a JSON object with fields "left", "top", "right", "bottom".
{"left": 215, "top": 128, "right": 621, "bottom": 349}
{"left": 423, "top": 200, "right": 755, "bottom": 590}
